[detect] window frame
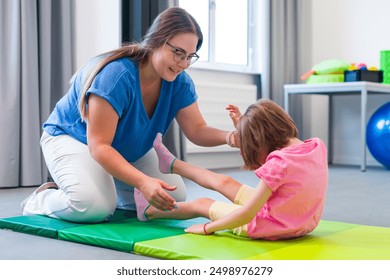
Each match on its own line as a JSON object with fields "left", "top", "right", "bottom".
{"left": 180, "top": 0, "right": 261, "bottom": 74}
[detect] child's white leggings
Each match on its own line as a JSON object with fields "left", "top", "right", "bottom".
{"left": 21, "top": 131, "right": 186, "bottom": 223}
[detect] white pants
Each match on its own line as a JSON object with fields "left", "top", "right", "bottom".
{"left": 22, "top": 132, "right": 186, "bottom": 223}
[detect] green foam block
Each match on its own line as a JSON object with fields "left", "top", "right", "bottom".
{"left": 134, "top": 220, "right": 390, "bottom": 260}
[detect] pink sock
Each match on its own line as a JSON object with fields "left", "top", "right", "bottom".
{"left": 153, "top": 133, "right": 176, "bottom": 174}
{"left": 134, "top": 189, "right": 150, "bottom": 222}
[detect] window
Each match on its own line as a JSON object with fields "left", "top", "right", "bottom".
{"left": 179, "top": 0, "right": 261, "bottom": 73}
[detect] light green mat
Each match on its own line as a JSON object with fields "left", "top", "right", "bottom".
{"left": 133, "top": 220, "right": 390, "bottom": 260}
{"left": 1, "top": 213, "right": 389, "bottom": 260}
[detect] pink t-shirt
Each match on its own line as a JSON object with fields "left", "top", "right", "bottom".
{"left": 247, "top": 138, "right": 328, "bottom": 240}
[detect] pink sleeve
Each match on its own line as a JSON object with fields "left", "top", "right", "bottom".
{"left": 254, "top": 155, "right": 288, "bottom": 191}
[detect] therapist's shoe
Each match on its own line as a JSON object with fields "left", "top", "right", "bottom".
{"left": 20, "top": 182, "right": 58, "bottom": 212}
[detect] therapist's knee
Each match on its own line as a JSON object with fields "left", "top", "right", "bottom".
{"left": 68, "top": 192, "right": 117, "bottom": 223}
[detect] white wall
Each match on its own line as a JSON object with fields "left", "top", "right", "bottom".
{"left": 71, "top": 0, "right": 390, "bottom": 168}
{"left": 312, "top": 0, "right": 390, "bottom": 67}
{"left": 310, "top": 0, "right": 390, "bottom": 166}
{"left": 73, "top": 0, "right": 121, "bottom": 70}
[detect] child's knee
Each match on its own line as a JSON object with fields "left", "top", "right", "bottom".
{"left": 193, "top": 198, "right": 214, "bottom": 216}
{"left": 217, "top": 174, "right": 236, "bottom": 187}
{"left": 195, "top": 197, "right": 214, "bottom": 205}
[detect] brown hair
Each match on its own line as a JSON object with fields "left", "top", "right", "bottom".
{"left": 78, "top": 7, "right": 203, "bottom": 120}
{"left": 237, "top": 99, "right": 298, "bottom": 170}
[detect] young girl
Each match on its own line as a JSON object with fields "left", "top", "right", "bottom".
{"left": 135, "top": 99, "right": 328, "bottom": 240}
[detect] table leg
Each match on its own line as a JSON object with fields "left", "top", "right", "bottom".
{"left": 361, "top": 89, "right": 367, "bottom": 172}
{"left": 328, "top": 95, "right": 333, "bottom": 164}
{"left": 284, "top": 89, "right": 289, "bottom": 114}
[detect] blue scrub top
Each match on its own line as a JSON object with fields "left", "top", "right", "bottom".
{"left": 43, "top": 58, "right": 197, "bottom": 162}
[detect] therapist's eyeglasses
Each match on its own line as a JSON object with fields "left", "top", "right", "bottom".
{"left": 166, "top": 42, "right": 199, "bottom": 65}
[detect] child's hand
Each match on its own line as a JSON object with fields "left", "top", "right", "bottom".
{"left": 185, "top": 224, "right": 208, "bottom": 235}
{"left": 226, "top": 104, "right": 242, "bottom": 128}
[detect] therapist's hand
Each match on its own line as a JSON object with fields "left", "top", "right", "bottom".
{"left": 138, "top": 177, "right": 177, "bottom": 211}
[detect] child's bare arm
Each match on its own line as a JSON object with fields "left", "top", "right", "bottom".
{"left": 226, "top": 104, "right": 242, "bottom": 128}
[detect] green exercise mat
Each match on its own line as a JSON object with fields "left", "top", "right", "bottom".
{"left": 0, "top": 210, "right": 134, "bottom": 238}
{"left": 1, "top": 213, "right": 389, "bottom": 260}
{"left": 133, "top": 220, "right": 390, "bottom": 260}
{"left": 0, "top": 215, "right": 82, "bottom": 238}
{"left": 57, "top": 218, "right": 199, "bottom": 252}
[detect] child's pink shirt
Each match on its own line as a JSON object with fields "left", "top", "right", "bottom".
{"left": 248, "top": 137, "right": 328, "bottom": 240}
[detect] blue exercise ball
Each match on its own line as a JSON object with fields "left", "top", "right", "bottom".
{"left": 366, "top": 102, "right": 390, "bottom": 169}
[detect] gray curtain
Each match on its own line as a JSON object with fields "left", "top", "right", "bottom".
{"left": 0, "top": 0, "right": 73, "bottom": 188}
{"left": 262, "top": 0, "right": 312, "bottom": 136}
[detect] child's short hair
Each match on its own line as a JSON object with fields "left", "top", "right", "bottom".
{"left": 237, "top": 99, "right": 298, "bottom": 170}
